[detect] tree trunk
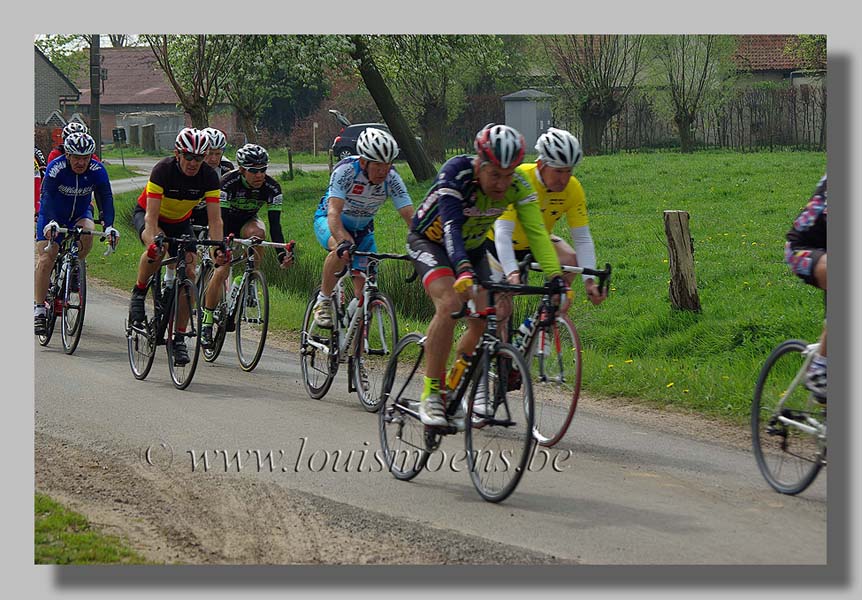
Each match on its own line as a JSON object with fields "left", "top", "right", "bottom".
{"left": 236, "top": 109, "right": 257, "bottom": 144}
{"left": 579, "top": 111, "right": 610, "bottom": 156}
{"left": 418, "top": 102, "right": 448, "bottom": 163}
{"left": 675, "top": 113, "right": 695, "bottom": 153}
{"left": 663, "top": 210, "right": 701, "bottom": 312}
{"left": 350, "top": 36, "right": 437, "bottom": 182}
{"left": 186, "top": 102, "right": 209, "bottom": 130}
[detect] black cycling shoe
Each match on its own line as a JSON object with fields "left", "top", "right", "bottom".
{"left": 172, "top": 337, "right": 190, "bottom": 366}
{"left": 34, "top": 313, "right": 47, "bottom": 336}
{"left": 200, "top": 325, "right": 213, "bottom": 349}
{"left": 129, "top": 288, "right": 146, "bottom": 324}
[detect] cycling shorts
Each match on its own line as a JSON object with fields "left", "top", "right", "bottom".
{"left": 407, "top": 233, "right": 503, "bottom": 290}
{"left": 313, "top": 216, "right": 376, "bottom": 272}
{"left": 133, "top": 205, "right": 196, "bottom": 257}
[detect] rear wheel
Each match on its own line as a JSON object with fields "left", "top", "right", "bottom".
{"left": 378, "top": 333, "right": 430, "bottom": 481}
{"left": 127, "top": 281, "right": 157, "bottom": 380}
{"left": 465, "top": 343, "right": 534, "bottom": 503}
{"left": 354, "top": 293, "right": 398, "bottom": 412}
{"left": 300, "top": 287, "right": 338, "bottom": 399}
{"left": 752, "top": 339, "right": 826, "bottom": 494}
{"left": 60, "top": 258, "right": 86, "bottom": 355}
{"left": 235, "top": 270, "right": 269, "bottom": 371}
{"left": 527, "top": 314, "right": 581, "bottom": 447}
{"left": 198, "top": 266, "right": 228, "bottom": 363}
{"left": 166, "top": 279, "right": 201, "bottom": 390}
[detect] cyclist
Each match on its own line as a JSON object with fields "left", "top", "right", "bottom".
{"left": 785, "top": 174, "right": 827, "bottom": 401}
{"left": 35, "top": 132, "right": 118, "bottom": 335}
{"left": 35, "top": 145, "right": 47, "bottom": 177}
{"left": 34, "top": 156, "right": 42, "bottom": 221}
{"left": 310, "top": 127, "right": 414, "bottom": 328}
{"left": 128, "top": 127, "right": 225, "bottom": 366}
{"left": 200, "top": 143, "right": 293, "bottom": 348}
{"left": 190, "top": 127, "right": 235, "bottom": 230}
{"left": 407, "top": 123, "right": 566, "bottom": 427}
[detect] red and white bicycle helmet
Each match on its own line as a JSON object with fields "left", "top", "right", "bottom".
{"left": 474, "top": 123, "right": 526, "bottom": 169}
{"left": 175, "top": 127, "right": 210, "bottom": 155}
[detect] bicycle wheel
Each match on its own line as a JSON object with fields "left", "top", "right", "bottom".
{"left": 166, "top": 279, "right": 201, "bottom": 390}
{"left": 127, "top": 281, "right": 157, "bottom": 381}
{"left": 195, "top": 260, "right": 212, "bottom": 306}
{"left": 300, "top": 287, "right": 338, "bottom": 399}
{"left": 752, "top": 339, "right": 826, "bottom": 495}
{"left": 354, "top": 293, "right": 398, "bottom": 412}
{"left": 465, "top": 343, "right": 535, "bottom": 503}
{"left": 527, "top": 314, "right": 581, "bottom": 447}
{"left": 235, "top": 270, "right": 269, "bottom": 372}
{"left": 60, "top": 258, "right": 86, "bottom": 355}
{"left": 38, "top": 265, "right": 61, "bottom": 347}
{"left": 378, "top": 332, "right": 430, "bottom": 481}
{"left": 198, "top": 267, "right": 227, "bottom": 363}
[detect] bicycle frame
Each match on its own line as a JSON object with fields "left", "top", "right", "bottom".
{"left": 774, "top": 342, "right": 826, "bottom": 438}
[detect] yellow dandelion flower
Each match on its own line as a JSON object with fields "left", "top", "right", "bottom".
{"left": 624, "top": 359, "right": 633, "bottom": 364}
{"left": 608, "top": 364, "right": 614, "bottom": 369}
{"left": 666, "top": 382, "right": 675, "bottom": 388}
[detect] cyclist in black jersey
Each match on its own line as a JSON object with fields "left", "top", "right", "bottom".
{"left": 200, "top": 143, "right": 293, "bottom": 348}
{"left": 785, "top": 174, "right": 827, "bottom": 400}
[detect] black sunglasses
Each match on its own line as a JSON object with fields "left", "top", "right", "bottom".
{"left": 244, "top": 166, "right": 267, "bottom": 174}
{"left": 182, "top": 152, "right": 206, "bottom": 162}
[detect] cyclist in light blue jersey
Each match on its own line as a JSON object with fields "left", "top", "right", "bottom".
{"left": 311, "top": 128, "right": 414, "bottom": 328}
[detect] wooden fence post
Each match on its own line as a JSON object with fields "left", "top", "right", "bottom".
{"left": 663, "top": 210, "right": 701, "bottom": 312}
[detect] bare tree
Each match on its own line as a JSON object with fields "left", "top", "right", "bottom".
{"left": 144, "top": 34, "right": 240, "bottom": 128}
{"left": 543, "top": 35, "right": 646, "bottom": 155}
{"left": 653, "top": 35, "right": 737, "bottom": 153}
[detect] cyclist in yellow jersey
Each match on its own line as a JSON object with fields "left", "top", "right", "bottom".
{"left": 490, "top": 128, "right": 607, "bottom": 339}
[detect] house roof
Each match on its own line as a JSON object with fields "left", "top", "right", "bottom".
{"left": 35, "top": 46, "right": 80, "bottom": 98}
{"left": 502, "top": 89, "right": 553, "bottom": 102}
{"left": 733, "top": 35, "right": 802, "bottom": 72}
{"left": 75, "top": 47, "right": 179, "bottom": 106}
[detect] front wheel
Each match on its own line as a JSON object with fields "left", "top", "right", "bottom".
{"left": 378, "top": 332, "right": 430, "bottom": 481}
{"left": 751, "top": 339, "right": 826, "bottom": 495}
{"left": 354, "top": 293, "right": 398, "bottom": 412}
{"left": 300, "top": 287, "right": 338, "bottom": 399}
{"left": 527, "top": 314, "right": 581, "bottom": 447}
{"left": 61, "top": 258, "right": 86, "bottom": 355}
{"left": 235, "top": 270, "right": 269, "bottom": 372}
{"left": 38, "top": 264, "right": 61, "bottom": 347}
{"left": 166, "top": 279, "right": 201, "bottom": 390}
{"left": 465, "top": 343, "right": 535, "bottom": 503}
{"left": 127, "top": 281, "right": 157, "bottom": 380}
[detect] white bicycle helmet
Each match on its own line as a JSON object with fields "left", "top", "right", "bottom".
{"left": 202, "top": 127, "right": 227, "bottom": 150}
{"left": 64, "top": 132, "right": 96, "bottom": 156}
{"left": 175, "top": 127, "right": 210, "bottom": 155}
{"left": 535, "top": 127, "right": 583, "bottom": 169}
{"left": 62, "top": 121, "right": 88, "bottom": 140}
{"left": 356, "top": 128, "right": 399, "bottom": 163}
{"left": 474, "top": 123, "right": 525, "bottom": 169}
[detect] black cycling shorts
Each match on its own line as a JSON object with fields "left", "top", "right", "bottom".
{"left": 407, "top": 233, "right": 502, "bottom": 290}
{"left": 133, "top": 205, "right": 196, "bottom": 257}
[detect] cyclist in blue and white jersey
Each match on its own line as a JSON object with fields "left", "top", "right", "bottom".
{"left": 34, "top": 132, "right": 118, "bottom": 335}
{"left": 311, "top": 127, "right": 414, "bottom": 328}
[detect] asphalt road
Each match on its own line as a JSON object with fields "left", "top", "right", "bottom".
{"left": 34, "top": 280, "right": 827, "bottom": 565}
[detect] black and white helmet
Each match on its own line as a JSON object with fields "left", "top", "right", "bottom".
{"left": 356, "top": 128, "right": 398, "bottom": 163}
{"left": 64, "top": 132, "right": 96, "bottom": 156}
{"left": 535, "top": 127, "right": 583, "bottom": 169}
{"left": 62, "top": 121, "right": 88, "bottom": 140}
{"left": 236, "top": 143, "right": 269, "bottom": 168}
{"left": 202, "top": 127, "right": 227, "bottom": 150}
{"left": 175, "top": 127, "right": 210, "bottom": 154}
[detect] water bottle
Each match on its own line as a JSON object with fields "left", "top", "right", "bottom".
{"left": 163, "top": 268, "right": 176, "bottom": 289}
{"left": 347, "top": 297, "right": 359, "bottom": 321}
{"left": 518, "top": 316, "right": 533, "bottom": 338}
{"left": 446, "top": 353, "right": 472, "bottom": 392}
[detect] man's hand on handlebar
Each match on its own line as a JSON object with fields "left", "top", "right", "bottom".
{"left": 585, "top": 278, "right": 607, "bottom": 306}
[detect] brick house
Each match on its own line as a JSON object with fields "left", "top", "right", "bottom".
{"left": 34, "top": 46, "right": 81, "bottom": 154}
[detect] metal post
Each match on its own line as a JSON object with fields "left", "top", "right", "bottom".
{"left": 89, "top": 35, "right": 102, "bottom": 156}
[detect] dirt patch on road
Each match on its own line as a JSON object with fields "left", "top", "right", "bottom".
{"left": 35, "top": 431, "right": 570, "bottom": 565}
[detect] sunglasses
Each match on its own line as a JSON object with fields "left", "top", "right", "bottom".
{"left": 244, "top": 166, "right": 267, "bottom": 174}
{"left": 181, "top": 152, "right": 206, "bottom": 162}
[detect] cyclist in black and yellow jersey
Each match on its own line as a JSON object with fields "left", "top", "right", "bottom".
{"left": 128, "top": 127, "right": 226, "bottom": 366}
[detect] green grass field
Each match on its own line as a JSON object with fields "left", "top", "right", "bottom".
{"left": 85, "top": 149, "right": 826, "bottom": 424}
{"left": 35, "top": 493, "right": 149, "bottom": 564}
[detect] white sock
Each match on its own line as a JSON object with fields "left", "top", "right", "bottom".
{"left": 317, "top": 292, "right": 328, "bottom": 303}
{"left": 34, "top": 303, "right": 46, "bottom": 316}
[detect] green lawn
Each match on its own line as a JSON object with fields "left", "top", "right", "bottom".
{"left": 87, "top": 149, "right": 826, "bottom": 424}
{"left": 35, "top": 493, "right": 150, "bottom": 564}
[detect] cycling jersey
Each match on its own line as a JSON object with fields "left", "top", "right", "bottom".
{"left": 37, "top": 155, "right": 115, "bottom": 241}
{"left": 785, "top": 174, "right": 827, "bottom": 286}
{"left": 219, "top": 169, "right": 286, "bottom": 246}
{"left": 191, "top": 159, "right": 234, "bottom": 216}
{"left": 410, "top": 155, "right": 560, "bottom": 276}
{"left": 313, "top": 156, "right": 412, "bottom": 232}
{"left": 136, "top": 156, "right": 220, "bottom": 223}
{"left": 488, "top": 163, "right": 588, "bottom": 249}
